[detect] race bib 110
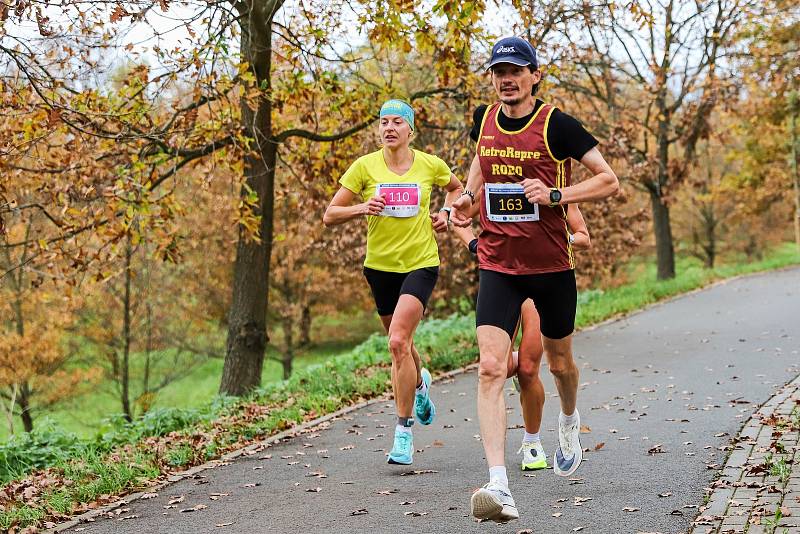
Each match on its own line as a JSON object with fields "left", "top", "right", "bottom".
{"left": 485, "top": 183, "right": 539, "bottom": 222}
{"left": 376, "top": 183, "right": 420, "bottom": 218}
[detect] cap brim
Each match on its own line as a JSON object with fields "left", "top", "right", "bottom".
{"left": 487, "top": 58, "right": 531, "bottom": 70}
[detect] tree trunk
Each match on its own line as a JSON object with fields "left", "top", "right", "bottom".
{"left": 220, "top": 2, "right": 277, "bottom": 396}
{"left": 19, "top": 381, "right": 33, "bottom": 433}
{"left": 790, "top": 92, "right": 799, "bottom": 251}
{"left": 650, "top": 188, "right": 675, "bottom": 280}
{"left": 299, "top": 303, "right": 311, "bottom": 348}
{"left": 121, "top": 237, "right": 133, "bottom": 421}
{"left": 281, "top": 315, "right": 294, "bottom": 380}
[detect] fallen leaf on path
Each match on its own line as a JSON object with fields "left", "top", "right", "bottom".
{"left": 216, "top": 523, "right": 234, "bottom": 528}
{"left": 658, "top": 492, "right": 673, "bottom": 498}
{"left": 552, "top": 512, "right": 563, "bottom": 518}
{"left": 399, "top": 501, "right": 416, "bottom": 505}
{"left": 340, "top": 445, "right": 355, "bottom": 450}
{"left": 573, "top": 528, "right": 585, "bottom": 532}
{"left": 351, "top": 509, "right": 368, "bottom": 516}
{"left": 376, "top": 489, "right": 398, "bottom": 495}
{"left": 647, "top": 444, "right": 666, "bottom": 455}
{"left": 141, "top": 493, "right": 158, "bottom": 499}
{"left": 404, "top": 511, "right": 428, "bottom": 517}
{"left": 180, "top": 504, "right": 208, "bottom": 513}
{"left": 623, "top": 507, "right": 640, "bottom": 512}
{"left": 580, "top": 425, "right": 591, "bottom": 433}
{"left": 306, "top": 487, "right": 322, "bottom": 493}
{"left": 242, "top": 483, "right": 261, "bottom": 488}
{"left": 168, "top": 495, "right": 185, "bottom": 505}
{"left": 400, "top": 469, "right": 438, "bottom": 476}
{"left": 594, "top": 442, "right": 605, "bottom": 451}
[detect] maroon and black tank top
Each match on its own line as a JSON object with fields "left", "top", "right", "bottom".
{"left": 476, "top": 102, "right": 575, "bottom": 275}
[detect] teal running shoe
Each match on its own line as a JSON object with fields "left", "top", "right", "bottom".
{"left": 387, "top": 429, "right": 413, "bottom": 465}
{"left": 414, "top": 368, "right": 436, "bottom": 425}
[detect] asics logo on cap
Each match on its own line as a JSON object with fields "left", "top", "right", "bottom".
{"left": 497, "top": 46, "right": 516, "bottom": 53}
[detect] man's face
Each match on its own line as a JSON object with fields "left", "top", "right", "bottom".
{"left": 490, "top": 63, "right": 541, "bottom": 105}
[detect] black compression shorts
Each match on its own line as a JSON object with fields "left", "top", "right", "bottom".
{"left": 363, "top": 266, "right": 439, "bottom": 316}
{"left": 476, "top": 269, "right": 576, "bottom": 340}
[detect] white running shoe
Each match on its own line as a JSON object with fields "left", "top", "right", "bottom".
{"left": 553, "top": 410, "right": 582, "bottom": 477}
{"left": 470, "top": 480, "right": 519, "bottom": 523}
{"left": 518, "top": 440, "right": 548, "bottom": 470}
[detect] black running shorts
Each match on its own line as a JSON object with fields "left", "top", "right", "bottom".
{"left": 363, "top": 266, "right": 439, "bottom": 316}
{"left": 476, "top": 269, "right": 577, "bottom": 340}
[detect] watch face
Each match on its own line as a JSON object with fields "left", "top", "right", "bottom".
{"left": 550, "top": 189, "right": 562, "bottom": 203}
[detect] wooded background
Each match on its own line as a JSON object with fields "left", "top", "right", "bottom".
{"left": 0, "top": 0, "right": 797, "bottom": 434}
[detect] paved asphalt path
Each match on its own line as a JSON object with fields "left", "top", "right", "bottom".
{"left": 69, "top": 268, "right": 800, "bottom": 534}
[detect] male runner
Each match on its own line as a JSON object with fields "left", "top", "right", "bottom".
{"left": 452, "top": 197, "right": 591, "bottom": 472}
{"left": 450, "top": 36, "right": 619, "bottom": 522}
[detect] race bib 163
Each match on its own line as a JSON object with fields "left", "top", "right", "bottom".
{"left": 485, "top": 183, "right": 539, "bottom": 222}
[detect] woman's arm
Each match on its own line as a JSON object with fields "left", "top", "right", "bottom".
{"left": 323, "top": 187, "right": 385, "bottom": 226}
{"left": 566, "top": 204, "right": 591, "bottom": 249}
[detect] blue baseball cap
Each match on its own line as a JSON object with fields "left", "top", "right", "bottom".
{"left": 487, "top": 36, "right": 538, "bottom": 70}
{"left": 379, "top": 99, "right": 414, "bottom": 131}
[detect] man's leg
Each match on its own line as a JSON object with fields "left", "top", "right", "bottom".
{"left": 543, "top": 335, "right": 577, "bottom": 415}
{"left": 477, "top": 325, "right": 512, "bottom": 471}
{"left": 543, "top": 334, "right": 582, "bottom": 476}
{"left": 515, "top": 300, "right": 547, "bottom": 470}
{"left": 471, "top": 269, "right": 523, "bottom": 522}
{"left": 517, "top": 300, "right": 545, "bottom": 435}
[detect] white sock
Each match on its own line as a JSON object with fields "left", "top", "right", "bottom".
{"left": 523, "top": 431, "right": 540, "bottom": 443}
{"left": 560, "top": 410, "right": 578, "bottom": 426}
{"left": 395, "top": 424, "right": 412, "bottom": 435}
{"left": 415, "top": 377, "right": 428, "bottom": 396}
{"left": 488, "top": 465, "right": 508, "bottom": 487}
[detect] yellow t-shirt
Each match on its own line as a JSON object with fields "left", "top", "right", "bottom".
{"left": 339, "top": 149, "right": 452, "bottom": 273}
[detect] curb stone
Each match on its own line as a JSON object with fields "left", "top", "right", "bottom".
{"left": 689, "top": 373, "right": 800, "bottom": 534}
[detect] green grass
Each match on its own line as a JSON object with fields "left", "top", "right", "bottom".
{"left": 0, "top": 312, "right": 382, "bottom": 441}
{"left": 576, "top": 243, "right": 800, "bottom": 327}
{"left": 0, "top": 243, "right": 798, "bottom": 530}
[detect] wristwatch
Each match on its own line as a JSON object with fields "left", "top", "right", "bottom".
{"left": 439, "top": 207, "right": 452, "bottom": 220}
{"left": 568, "top": 233, "right": 575, "bottom": 244}
{"left": 549, "top": 188, "right": 562, "bottom": 207}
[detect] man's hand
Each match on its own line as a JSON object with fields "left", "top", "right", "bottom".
{"left": 361, "top": 195, "right": 386, "bottom": 216}
{"left": 430, "top": 211, "right": 449, "bottom": 233}
{"left": 449, "top": 208, "right": 472, "bottom": 228}
{"left": 452, "top": 193, "right": 472, "bottom": 213}
{"left": 522, "top": 179, "right": 551, "bottom": 205}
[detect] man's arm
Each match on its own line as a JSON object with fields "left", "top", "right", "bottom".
{"left": 451, "top": 154, "right": 483, "bottom": 226}
{"left": 566, "top": 204, "right": 591, "bottom": 249}
{"left": 431, "top": 174, "right": 464, "bottom": 233}
{"left": 522, "top": 147, "right": 619, "bottom": 205}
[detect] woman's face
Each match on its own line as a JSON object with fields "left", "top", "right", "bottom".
{"left": 379, "top": 115, "right": 412, "bottom": 148}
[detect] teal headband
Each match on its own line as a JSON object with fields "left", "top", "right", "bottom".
{"left": 379, "top": 99, "right": 414, "bottom": 131}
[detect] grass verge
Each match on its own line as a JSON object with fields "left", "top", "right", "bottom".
{"left": 1, "top": 244, "right": 798, "bottom": 531}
